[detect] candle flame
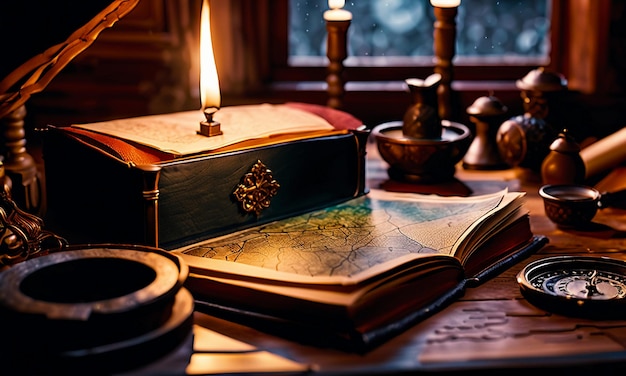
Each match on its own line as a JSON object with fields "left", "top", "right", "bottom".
{"left": 328, "top": 0, "right": 345, "bottom": 9}
{"left": 200, "top": 0, "right": 220, "bottom": 110}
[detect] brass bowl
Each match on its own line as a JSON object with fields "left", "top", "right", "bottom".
{"left": 372, "top": 120, "right": 472, "bottom": 183}
{"left": 539, "top": 184, "right": 600, "bottom": 227}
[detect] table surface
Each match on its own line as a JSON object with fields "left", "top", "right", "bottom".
{"left": 176, "top": 139, "right": 626, "bottom": 375}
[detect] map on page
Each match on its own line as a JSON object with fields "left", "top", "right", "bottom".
{"left": 177, "top": 189, "right": 518, "bottom": 279}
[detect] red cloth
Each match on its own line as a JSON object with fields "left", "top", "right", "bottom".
{"left": 285, "top": 102, "right": 363, "bottom": 130}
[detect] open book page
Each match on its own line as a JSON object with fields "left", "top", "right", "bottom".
{"left": 452, "top": 192, "right": 527, "bottom": 264}
{"left": 71, "top": 104, "right": 336, "bottom": 155}
{"left": 186, "top": 255, "right": 460, "bottom": 309}
{"left": 174, "top": 188, "right": 525, "bottom": 287}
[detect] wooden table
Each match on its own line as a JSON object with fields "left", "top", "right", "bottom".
{"left": 182, "top": 140, "right": 626, "bottom": 375}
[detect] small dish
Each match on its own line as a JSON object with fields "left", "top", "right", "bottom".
{"left": 539, "top": 184, "right": 600, "bottom": 227}
{"left": 372, "top": 120, "right": 472, "bottom": 183}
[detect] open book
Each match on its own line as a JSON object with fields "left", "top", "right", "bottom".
{"left": 68, "top": 103, "right": 356, "bottom": 158}
{"left": 173, "top": 189, "right": 547, "bottom": 351}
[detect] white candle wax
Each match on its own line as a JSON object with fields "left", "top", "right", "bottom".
{"left": 324, "top": 0, "right": 352, "bottom": 21}
{"left": 430, "top": 0, "right": 461, "bottom": 7}
{"left": 323, "top": 9, "right": 352, "bottom": 21}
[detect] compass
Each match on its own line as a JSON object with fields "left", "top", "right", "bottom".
{"left": 517, "top": 255, "right": 626, "bottom": 319}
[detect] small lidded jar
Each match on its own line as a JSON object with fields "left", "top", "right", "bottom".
{"left": 496, "top": 68, "right": 568, "bottom": 172}
{"left": 541, "top": 129, "right": 586, "bottom": 185}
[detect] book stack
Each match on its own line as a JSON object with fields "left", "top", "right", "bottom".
{"left": 43, "top": 102, "right": 546, "bottom": 350}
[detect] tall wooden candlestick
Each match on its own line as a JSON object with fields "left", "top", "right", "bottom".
{"left": 325, "top": 19, "right": 350, "bottom": 109}
{"left": 432, "top": 4, "right": 459, "bottom": 120}
{"left": 324, "top": 0, "right": 351, "bottom": 110}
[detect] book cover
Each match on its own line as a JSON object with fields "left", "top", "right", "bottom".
{"left": 172, "top": 189, "right": 547, "bottom": 350}
{"left": 43, "top": 103, "right": 368, "bottom": 249}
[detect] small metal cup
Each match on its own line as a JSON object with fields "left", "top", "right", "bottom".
{"left": 539, "top": 184, "right": 600, "bottom": 227}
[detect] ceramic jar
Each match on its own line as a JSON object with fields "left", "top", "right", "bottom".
{"left": 541, "top": 129, "right": 586, "bottom": 185}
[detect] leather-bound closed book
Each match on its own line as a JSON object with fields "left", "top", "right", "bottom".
{"left": 43, "top": 103, "right": 368, "bottom": 250}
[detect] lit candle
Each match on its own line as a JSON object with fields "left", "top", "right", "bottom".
{"left": 200, "top": 0, "right": 220, "bottom": 110}
{"left": 198, "top": 0, "right": 222, "bottom": 137}
{"left": 324, "top": 0, "right": 352, "bottom": 21}
{"left": 430, "top": 0, "right": 461, "bottom": 7}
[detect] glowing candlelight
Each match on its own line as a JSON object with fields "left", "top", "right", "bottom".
{"left": 198, "top": 0, "right": 222, "bottom": 137}
{"left": 430, "top": 0, "right": 461, "bottom": 7}
{"left": 324, "top": 0, "right": 352, "bottom": 21}
{"left": 200, "top": 0, "right": 220, "bottom": 111}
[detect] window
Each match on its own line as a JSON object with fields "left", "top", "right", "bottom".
{"left": 289, "top": 0, "right": 550, "bottom": 66}
{"left": 260, "top": 0, "right": 613, "bottom": 126}
{"left": 272, "top": 0, "right": 551, "bottom": 84}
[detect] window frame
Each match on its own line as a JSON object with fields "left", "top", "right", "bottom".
{"left": 268, "top": 0, "right": 554, "bottom": 84}
{"left": 255, "top": 0, "right": 612, "bottom": 126}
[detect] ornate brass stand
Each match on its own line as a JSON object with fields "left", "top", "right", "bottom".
{"left": 0, "top": 160, "right": 65, "bottom": 267}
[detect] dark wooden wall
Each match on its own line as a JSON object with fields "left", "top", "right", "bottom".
{"left": 15, "top": 0, "right": 626, "bottom": 146}
{"left": 24, "top": 1, "right": 201, "bottom": 130}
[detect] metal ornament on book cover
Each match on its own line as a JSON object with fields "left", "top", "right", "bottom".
{"left": 233, "top": 160, "right": 280, "bottom": 216}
